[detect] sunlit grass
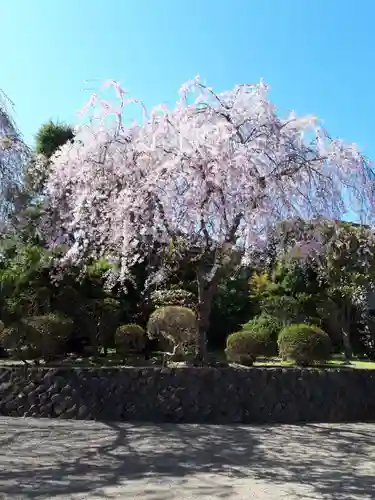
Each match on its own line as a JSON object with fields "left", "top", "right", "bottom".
{"left": 326, "top": 358, "right": 375, "bottom": 369}
{"left": 209, "top": 349, "right": 375, "bottom": 369}
{"left": 252, "top": 355, "right": 375, "bottom": 369}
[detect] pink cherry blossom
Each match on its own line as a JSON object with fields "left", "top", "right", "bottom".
{"left": 44, "top": 77, "right": 375, "bottom": 357}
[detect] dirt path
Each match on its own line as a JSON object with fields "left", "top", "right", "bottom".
{"left": 0, "top": 417, "right": 374, "bottom": 499}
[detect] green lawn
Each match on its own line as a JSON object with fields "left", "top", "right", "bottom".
{"left": 211, "top": 350, "right": 375, "bottom": 369}
{"left": 252, "top": 356, "right": 375, "bottom": 369}
{"left": 326, "top": 357, "right": 375, "bottom": 369}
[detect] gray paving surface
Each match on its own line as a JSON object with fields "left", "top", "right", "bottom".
{"left": 0, "top": 417, "right": 374, "bottom": 499}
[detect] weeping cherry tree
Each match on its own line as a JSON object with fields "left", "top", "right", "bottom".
{"left": 44, "top": 76, "right": 375, "bottom": 359}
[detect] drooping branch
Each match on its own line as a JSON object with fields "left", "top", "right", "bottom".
{"left": 0, "top": 90, "right": 30, "bottom": 227}
{"left": 44, "top": 76, "right": 375, "bottom": 295}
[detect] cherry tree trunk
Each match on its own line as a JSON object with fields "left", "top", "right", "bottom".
{"left": 341, "top": 302, "right": 353, "bottom": 360}
{"left": 341, "top": 326, "right": 353, "bottom": 360}
{"left": 196, "top": 277, "right": 217, "bottom": 361}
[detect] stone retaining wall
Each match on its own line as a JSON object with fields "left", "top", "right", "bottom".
{"left": 0, "top": 366, "right": 374, "bottom": 424}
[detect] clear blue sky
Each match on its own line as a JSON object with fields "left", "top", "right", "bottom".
{"left": 1, "top": 0, "right": 375, "bottom": 163}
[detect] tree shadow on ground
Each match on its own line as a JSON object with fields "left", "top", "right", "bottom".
{"left": 0, "top": 418, "right": 374, "bottom": 499}
{"left": 248, "top": 423, "right": 375, "bottom": 499}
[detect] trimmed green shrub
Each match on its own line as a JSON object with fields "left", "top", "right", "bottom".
{"left": 115, "top": 324, "right": 146, "bottom": 356}
{"left": 242, "top": 314, "right": 282, "bottom": 335}
{"left": 225, "top": 329, "right": 275, "bottom": 366}
{"left": 147, "top": 305, "right": 197, "bottom": 356}
{"left": 278, "top": 323, "right": 331, "bottom": 365}
{"left": 241, "top": 314, "right": 282, "bottom": 356}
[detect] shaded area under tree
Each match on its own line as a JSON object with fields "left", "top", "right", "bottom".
{"left": 0, "top": 417, "right": 374, "bottom": 499}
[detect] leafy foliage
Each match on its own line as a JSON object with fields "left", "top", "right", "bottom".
{"left": 277, "top": 220, "right": 375, "bottom": 358}
{"left": 150, "top": 288, "right": 197, "bottom": 311}
{"left": 115, "top": 324, "right": 145, "bottom": 356}
{"left": 23, "top": 313, "right": 73, "bottom": 360}
{"left": 96, "top": 297, "right": 121, "bottom": 352}
{"left": 0, "top": 242, "right": 53, "bottom": 322}
{"left": 225, "top": 329, "right": 275, "bottom": 365}
{"left": 0, "top": 235, "right": 137, "bottom": 357}
{"left": 35, "top": 120, "right": 74, "bottom": 159}
{"left": 147, "top": 305, "right": 197, "bottom": 356}
{"left": 0, "top": 313, "right": 73, "bottom": 361}
{"left": 241, "top": 314, "right": 282, "bottom": 355}
{"left": 72, "top": 296, "right": 121, "bottom": 354}
{"left": 0, "top": 323, "right": 30, "bottom": 360}
{"left": 208, "top": 267, "right": 255, "bottom": 349}
{"left": 278, "top": 323, "right": 331, "bottom": 365}
{"left": 249, "top": 264, "right": 322, "bottom": 326}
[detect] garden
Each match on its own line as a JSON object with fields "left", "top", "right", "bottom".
{"left": 1, "top": 78, "right": 375, "bottom": 372}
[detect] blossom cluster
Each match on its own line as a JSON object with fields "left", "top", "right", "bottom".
{"left": 44, "top": 77, "right": 375, "bottom": 282}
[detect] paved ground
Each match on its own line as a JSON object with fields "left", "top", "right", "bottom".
{"left": 0, "top": 418, "right": 374, "bottom": 499}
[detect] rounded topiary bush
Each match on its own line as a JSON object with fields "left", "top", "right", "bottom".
{"left": 147, "top": 305, "right": 197, "bottom": 355}
{"left": 115, "top": 324, "right": 146, "bottom": 356}
{"left": 278, "top": 323, "right": 331, "bottom": 365}
{"left": 225, "top": 329, "right": 275, "bottom": 366}
{"left": 241, "top": 314, "right": 282, "bottom": 356}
